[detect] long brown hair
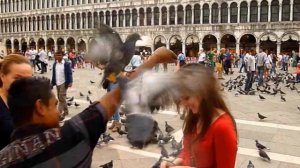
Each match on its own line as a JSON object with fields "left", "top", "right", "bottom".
{"left": 0, "top": 54, "right": 30, "bottom": 87}
{"left": 178, "top": 63, "right": 237, "bottom": 140}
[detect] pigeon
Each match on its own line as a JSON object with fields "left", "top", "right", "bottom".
{"left": 171, "top": 137, "right": 181, "bottom": 149}
{"left": 74, "top": 102, "right": 80, "bottom": 108}
{"left": 117, "top": 127, "right": 127, "bottom": 136}
{"left": 79, "top": 92, "right": 84, "bottom": 97}
{"left": 68, "top": 96, "right": 74, "bottom": 102}
{"left": 90, "top": 80, "right": 95, "bottom": 84}
{"left": 165, "top": 121, "right": 175, "bottom": 134}
{"left": 99, "top": 160, "right": 113, "bottom": 168}
{"left": 99, "top": 133, "right": 114, "bottom": 144}
{"left": 87, "top": 95, "right": 90, "bottom": 101}
{"left": 248, "top": 90, "right": 256, "bottom": 95}
{"left": 259, "top": 94, "right": 265, "bottom": 100}
{"left": 279, "top": 90, "right": 286, "bottom": 95}
{"left": 91, "top": 24, "right": 141, "bottom": 86}
{"left": 159, "top": 144, "right": 169, "bottom": 158}
{"left": 67, "top": 102, "right": 72, "bottom": 106}
{"left": 257, "top": 113, "right": 267, "bottom": 120}
{"left": 88, "top": 90, "right": 92, "bottom": 95}
{"left": 247, "top": 160, "right": 254, "bottom": 168}
{"left": 259, "top": 149, "right": 271, "bottom": 161}
{"left": 255, "top": 140, "right": 270, "bottom": 150}
{"left": 281, "top": 95, "right": 286, "bottom": 102}
{"left": 162, "top": 134, "right": 173, "bottom": 143}
{"left": 298, "top": 106, "right": 300, "bottom": 111}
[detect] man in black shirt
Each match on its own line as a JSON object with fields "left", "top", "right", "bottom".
{"left": 0, "top": 47, "right": 176, "bottom": 168}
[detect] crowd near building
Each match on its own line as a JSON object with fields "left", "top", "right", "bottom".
{"left": 0, "top": 0, "right": 299, "bottom": 57}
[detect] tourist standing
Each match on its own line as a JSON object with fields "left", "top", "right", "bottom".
{"left": 51, "top": 51, "right": 73, "bottom": 120}
{"left": 256, "top": 49, "right": 267, "bottom": 86}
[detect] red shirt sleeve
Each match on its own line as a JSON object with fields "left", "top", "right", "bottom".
{"left": 214, "top": 122, "right": 237, "bottom": 168}
{"left": 178, "top": 136, "right": 188, "bottom": 160}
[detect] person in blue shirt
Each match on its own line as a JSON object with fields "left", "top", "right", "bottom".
{"left": 178, "top": 52, "right": 186, "bottom": 67}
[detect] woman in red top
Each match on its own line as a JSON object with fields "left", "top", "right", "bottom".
{"left": 161, "top": 63, "right": 237, "bottom": 168}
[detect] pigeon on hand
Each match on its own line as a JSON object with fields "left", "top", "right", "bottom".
{"left": 117, "top": 127, "right": 127, "bottom": 136}
{"left": 90, "top": 24, "right": 141, "bottom": 86}
{"left": 259, "top": 149, "right": 271, "bottom": 161}
{"left": 259, "top": 95, "right": 265, "bottom": 100}
{"left": 159, "top": 143, "right": 169, "bottom": 158}
{"left": 255, "top": 140, "right": 270, "bottom": 150}
{"left": 281, "top": 95, "right": 286, "bottom": 102}
{"left": 257, "top": 113, "right": 267, "bottom": 120}
{"left": 165, "top": 121, "right": 175, "bottom": 134}
{"left": 99, "top": 160, "right": 113, "bottom": 168}
{"left": 247, "top": 160, "right": 254, "bottom": 168}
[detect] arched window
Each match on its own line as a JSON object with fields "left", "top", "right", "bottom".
{"left": 203, "top": 4, "right": 209, "bottom": 24}
{"left": 221, "top": 3, "right": 228, "bottom": 23}
{"left": 66, "top": 14, "right": 70, "bottom": 29}
{"left": 88, "top": 12, "right": 92, "bottom": 28}
{"left": 46, "top": 16, "right": 50, "bottom": 30}
{"left": 250, "top": 1, "right": 258, "bottom": 22}
{"left": 20, "top": 18, "right": 23, "bottom": 31}
{"left": 105, "top": 11, "right": 110, "bottom": 26}
{"left": 76, "top": 13, "right": 80, "bottom": 29}
{"left": 112, "top": 11, "right": 117, "bottom": 27}
{"left": 146, "top": 8, "right": 152, "bottom": 26}
{"left": 169, "top": 6, "right": 175, "bottom": 25}
{"left": 154, "top": 7, "right": 159, "bottom": 25}
{"left": 194, "top": 4, "right": 200, "bottom": 24}
{"left": 139, "top": 8, "right": 144, "bottom": 26}
{"left": 93, "top": 12, "right": 98, "bottom": 28}
{"left": 125, "top": 9, "right": 130, "bottom": 26}
{"left": 260, "top": 0, "right": 268, "bottom": 22}
{"left": 132, "top": 9, "right": 137, "bottom": 26}
{"left": 119, "top": 10, "right": 124, "bottom": 27}
{"left": 82, "top": 13, "right": 86, "bottom": 28}
{"left": 240, "top": 1, "right": 248, "bottom": 23}
{"left": 56, "top": 15, "right": 59, "bottom": 30}
{"left": 211, "top": 3, "right": 219, "bottom": 23}
{"left": 185, "top": 5, "right": 192, "bottom": 24}
{"left": 71, "top": 14, "right": 75, "bottom": 29}
{"left": 51, "top": 15, "right": 54, "bottom": 30}
{"left": 52, "top": 0, "right": 55, "bottom": 7}
{"left": 230, "top": 2, "right": 238, "bottom": 23}
{"left": 61, "top": 15, "right": 64, "bottom": 29}
{"left": 271, "top": 0, "right": 279, "bottom": 22}
{"left": 32, "top": 17, "right": 36, "bottom": 31}
{"left": 161, "top": 7, "right": 167, "bottom": 25}
{"left": 56, "top": 0, "right": 60, "bottom": 7}
{"left": 282, "top": 0, "right": 290, "bottom": 21}
{"left": 293, "top": 0, "right": 300, "bottom": 21}
{"left": 177, "top": 5, "right": 184, "bottom": 24}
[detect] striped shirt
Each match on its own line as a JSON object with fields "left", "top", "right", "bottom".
{"left": 0, "top": 103, "right": 107, "bottom": 168}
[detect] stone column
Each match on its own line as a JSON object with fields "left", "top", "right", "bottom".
{"left": 247, "top": 2, "right": 250, "bottom": 22}
{"left": 236, "top": 43, "right": 240, "bottom": 56}
{"left": 75, "top": 39, "right": 78, "bottom": 52}
{"left": 217, "top": 42, "right": 220, "bottom": 52}
{"left": 290, "top": 2, "right": 293, "bottom": 21}
{"left": 167, "top": 8, "right": 169, "bottom": 25}
{"left": 200, "top": 7, "right": 203, "bottom": 24}
{"left": 199, "top": 41, "right": 203, "bottom": 50}
{"left": 152, "top": 7, "right": 154, "bottom": 25}
{"left": 191, "top": 6, "right": 194, "bottom": 24}
{"left": 110, "top": 11, "right": 112, "bottom": 27}
{"left": 268, "top": 3, "right": 271, "bottom": 22}
{"left": 182, "top": 42, "right": 186, "bottom": 54}
{"left": 279, "top": 4, "right": 282, "bottom": 21}
{"left": 209, "top": 6, "right": 212, "bottom": 24}
{"left": 237, "top": 4, "right": 240, "bottom": 23}
{"left": 228, "top": 7, "right": 230, "bottom": 23}
{"left": 277, "top": 42, "right": 281, "bottom": 56}
{"left": 11, "top": 38, "right": 15, "bottom": 53}
{"left": 166, "top": 42, "right": 170, "bottom": 49}
{"left": 159, "top": 7, "right": 162, "bottom": 25}
{"left": 175, "top": 9, "right": 178, "bottom": 24}
{"left": 54, "top": 40, "right": 57, "bottom": 51}
{"left": 218, "top": 7, "right": 221, "bottom": 23}
{"left": 137, "top": 11, "right": 140, "bottom": 26}
{"left": 80, "top": 13, "right": 83, "bottom": 29}
{"left": 92, "top": 13, "right": 94, "bottom": 28}
{"left": 258, "top": 5, "right": 261, "bottom": 22}
{"left": 256, "top": 42, "right": 260, "bottom": 53}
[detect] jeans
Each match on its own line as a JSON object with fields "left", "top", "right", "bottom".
{"left": 270, "top": 63, "right": 276, "bottom": 75}
{"left": 107, "top": 82, "right": 120, "bottom": 121}
{"left": 245, "top": 71, "right": 255, "bottom": 91}
{"left": 239, "top": 63, "right": 245, "bottom": 73}
{"left": 296, "top": 74, "right": 300, "bottom": 82}
{"left": 257, "top": 66, "right": 264, "bottom": 86}
{"left": 224, "top": 60, "right": 230, "bottom": 75}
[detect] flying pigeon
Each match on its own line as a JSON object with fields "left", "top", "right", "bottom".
{"left": 89, "top": 24, "right": 141, "bottom": 85}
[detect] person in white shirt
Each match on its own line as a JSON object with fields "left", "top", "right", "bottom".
{"left": 245, "top": 49, "right": 256, "bottom": 92}
{"left": 264, "top": 51, "right": 273, "bottom": 78}
{"left": 38, "top": 48, "right": 47, "bottom": 74}
{"left": 198, "top": 48, "right": 206, "bottom": 65}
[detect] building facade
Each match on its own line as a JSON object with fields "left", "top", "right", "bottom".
{"left": 0, "top": 0, "right": 299, "bottom": 56}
